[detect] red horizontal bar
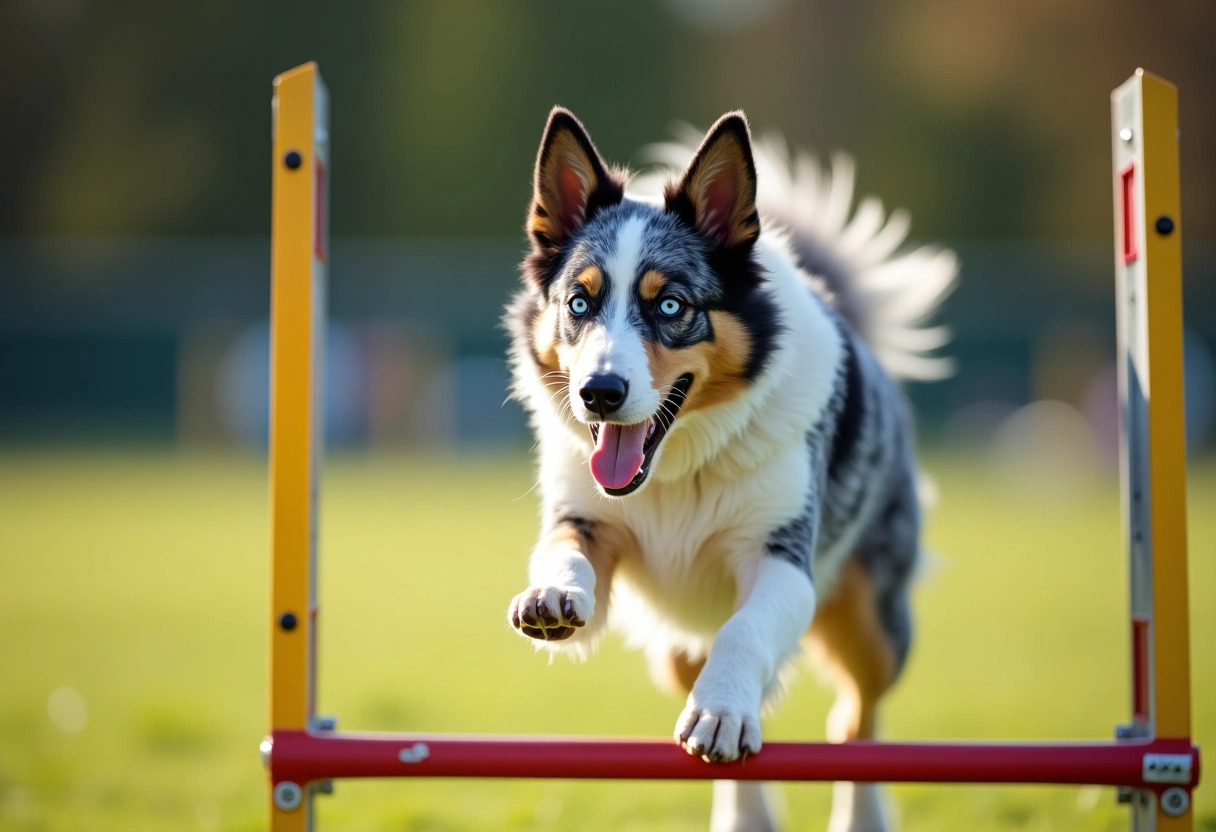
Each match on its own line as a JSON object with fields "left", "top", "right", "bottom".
{"left": 268, "top": 730, "right": 1198, "bottom": 790}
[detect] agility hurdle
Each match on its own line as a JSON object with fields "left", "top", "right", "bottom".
{"left": 262, "top": 63, "right": 1200, "bottom": 829}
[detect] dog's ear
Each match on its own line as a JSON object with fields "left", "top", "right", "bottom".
{"left": 665, "top": 112, "right": 760, "bottom": 251}
{"left": 528, "top": 108, "right": 623, "bottom": 253}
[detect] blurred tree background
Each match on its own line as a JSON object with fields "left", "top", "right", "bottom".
{"left": 1, "top": 0, "right": 1214, "bottom": 450}
{"left": 3, "top": 0, "right": 1214, "bottom": 239}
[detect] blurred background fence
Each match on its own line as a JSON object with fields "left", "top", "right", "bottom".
{"left": 3, "top": 237, "right": 1215, "bottom": 462}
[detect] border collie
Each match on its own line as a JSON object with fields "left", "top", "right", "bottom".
{"left": 505, "top": 108, "right": 957, "bottom": 832}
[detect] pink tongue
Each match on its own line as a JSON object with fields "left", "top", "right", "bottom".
{"left": 590, "top": 422, "right": 649, "bottom": 490}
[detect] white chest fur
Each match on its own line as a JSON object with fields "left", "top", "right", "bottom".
{"left": 613, "top": 444, "right": 811, "bottom": 636}
{"left": 530, "top": 233, "right": 844, "bottom": 654}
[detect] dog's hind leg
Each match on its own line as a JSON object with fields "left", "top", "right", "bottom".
{"left": 710, "top": 781, "right": 782, "bottom": 832}
{"left": 806, "top": 556, "right": 908, "bottom": 832}
{"left": 650, "top": 650, "right": 783, "bottom": 832}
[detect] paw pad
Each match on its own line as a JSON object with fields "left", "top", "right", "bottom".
{"left": 508, "top": 587, "right": 589, "bottom": 642}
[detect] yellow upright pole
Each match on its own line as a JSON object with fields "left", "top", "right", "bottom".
{"left": 1112, "top": 69, "right": 1192, "bottom": 831}
{"left": 268, "top": 61, "right": 329, "bottom": 832}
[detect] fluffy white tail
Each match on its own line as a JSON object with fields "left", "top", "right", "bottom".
{"left": 637, "top": 129, "right": 960, "bottom": 381}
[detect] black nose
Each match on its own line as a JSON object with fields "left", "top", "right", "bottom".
{"left": 579, "top": 374, "right": 628, "bottom": 417}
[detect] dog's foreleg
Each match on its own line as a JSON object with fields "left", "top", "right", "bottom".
{"left": 675, "top": 556, "right": 816, "bottom": 762}
{"left": 507, "top": 516, "right": 614, "bottom": 655}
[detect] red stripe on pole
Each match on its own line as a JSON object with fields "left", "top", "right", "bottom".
{"left": 268, "top": 730, "right": 1198, "bottom": 789}
{"left": 1120, "top": 162, "right": 1137, "bottom": 264}
{"left": 1132, "top": 615, "right": 1151, "bottom": 721}
{"left": 314, "top": 160, "right": 327, "bottom": 263}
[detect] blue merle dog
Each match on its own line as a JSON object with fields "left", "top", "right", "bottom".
{"left": 505, "top": 108, "right": 957, "bottom": 832}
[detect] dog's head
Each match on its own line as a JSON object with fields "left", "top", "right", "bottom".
{"left": 514, "top": 108, "right": 779, "bottom": 496}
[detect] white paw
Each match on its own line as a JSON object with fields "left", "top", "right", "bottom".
{"left": 508, "top": 586, "right": 593, "bottom": 642}
{"left": 675, "top": 694, "right": 763, "bottom": 763}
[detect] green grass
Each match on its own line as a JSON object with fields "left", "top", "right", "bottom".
{"left": 0, "top": 448, "right": 1212, "bottom": 831}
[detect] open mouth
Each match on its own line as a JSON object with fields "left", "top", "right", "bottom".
{"left": 587, "top": 375, "right": 693, "bottom": 496}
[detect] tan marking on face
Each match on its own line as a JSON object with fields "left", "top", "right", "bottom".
{"left": 639, "top": 269, "right": 667, "bottom": 301}
{"left": 576, "top": 265, "right": 603, "bottom": 297}
{"left": 532, "top": 304, "right": 561, "bottom": 376}
{"left": 804, "top": 558, "right": 897, "bottom": 742}
{"left": 643, "top": 310, "right": 754, "bottom": 414}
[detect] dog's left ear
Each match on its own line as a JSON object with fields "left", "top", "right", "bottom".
{"left": 665, "top": 112, "right": 760, "bottom": 251}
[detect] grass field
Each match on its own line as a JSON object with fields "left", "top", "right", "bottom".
{"left": 0, "top": 447, "right": 1212, "bottom": 831}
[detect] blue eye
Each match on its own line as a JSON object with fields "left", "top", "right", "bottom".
{"left": 569, "top": 296, "right": 589, "bottom": 316}
{"left": 658, "top": 297, "right": 683, "bottom": 317}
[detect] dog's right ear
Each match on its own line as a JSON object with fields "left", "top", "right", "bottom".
{"left": 525, "top": 108, "right": 623, "bottom": 287}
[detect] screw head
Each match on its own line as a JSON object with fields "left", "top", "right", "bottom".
{"left": 279, "top": 612, "right": 298, "bottom": 631}
{"left": 1119, "top": 128, "right": 1133, "bottom": 143}
{"left": 284, "top": 150, "right": 303, "bottom": 170}
{"left": 1155, "top": 215, "right": 1175, "bottom": 236}
{"left": 273, "top": 781, "right": 303, "bottom": 811}
{"left": 1160, "top": 787, "right": 1189, "bottom": 817}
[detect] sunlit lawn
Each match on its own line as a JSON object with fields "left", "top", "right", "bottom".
{"left": 0, "top": 448, "right": 1212, "bottom": 831}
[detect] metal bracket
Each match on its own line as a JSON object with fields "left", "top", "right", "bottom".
{"left": 1142, "top": 753, "right": 1192, "bottom": 784}
{"left": 310, "top": 714, "right": 338, "bottom": 732}
{"left": 1114, "top": 723, "right": 1144, "bottom": 803}
{"left": 1115, "top": 723, "right": 1149, "bottom": 740}
{"left": 306, "top": 715, "right": 338, "bottom": 795}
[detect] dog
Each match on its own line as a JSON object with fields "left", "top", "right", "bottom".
{"left": 505, "top": 107, "right": 957, "bottom": 832}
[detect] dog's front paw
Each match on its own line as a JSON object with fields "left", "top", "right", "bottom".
{"left": 508, "top": 586, "right": 592, "bottom": 642}
{"left": 675, "top": 696, "right": 763, "bottom": 763}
